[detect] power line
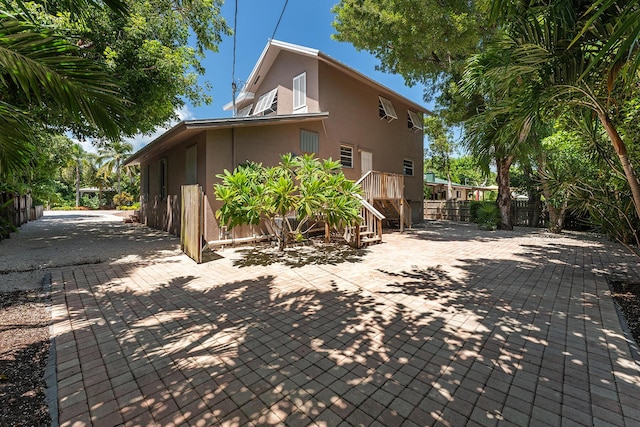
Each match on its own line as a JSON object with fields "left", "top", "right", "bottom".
{"left": 271, "top": 0, "right": 289, "bottom": 41}
{"left": 231, "top": 0, "right": 238, "bottom": 116}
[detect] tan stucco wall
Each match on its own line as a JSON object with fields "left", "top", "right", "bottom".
{"left": 317, "top": 62, "right": 425, "bottom": 222}
{"left": 236, "top": 50, "right": 320, "bottom": 116}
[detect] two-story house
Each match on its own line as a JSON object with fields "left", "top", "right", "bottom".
{"left": 125, "top": 39, "right": 429, "bottom": 247}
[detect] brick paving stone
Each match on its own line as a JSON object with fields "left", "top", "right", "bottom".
{"left": 40, "top": 217, "right": 640, "bottom": 427}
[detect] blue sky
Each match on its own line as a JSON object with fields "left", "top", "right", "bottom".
{"left": 124, "top": 0, "right": 432, "bottom": 152}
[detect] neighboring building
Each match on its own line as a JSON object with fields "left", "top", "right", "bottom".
{"left": 424, "top": 172, "right": 497, "bottom": 201}
{"left": 125, "top": 40, "right": 429, "bottom": 243}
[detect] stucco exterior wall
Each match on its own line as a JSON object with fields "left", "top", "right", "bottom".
{"left": 317, "top": 62, "right": 425, "bottom": 222}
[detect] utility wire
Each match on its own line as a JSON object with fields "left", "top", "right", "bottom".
{"left": 231, "top": 0, "right": 238, "bottom": 116}
{"left": 271, "top": 0, "right": 289, "bottom": 40}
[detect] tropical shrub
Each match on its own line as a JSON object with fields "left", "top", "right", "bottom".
{"left": 215, "top": 154, "right": 363, "bottom": 250}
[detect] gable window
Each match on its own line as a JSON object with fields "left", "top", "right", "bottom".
{"left": 300, "top": 129, "right": 319, "bottom": 153}
{"left": 293, "top": 72, "right": 307, "bottom": 112}
{"left": 340, "top": 145, "right": 353, "bottom": 168}
{"left": 403, "top": 159, "right": 414, "bottom": 176}
{"left": 237, "top": 103, "right": 253, "bottom": 117}
{"left": 159, "top": 158, "right": 168, "bottom": 199}
{"left": 379, "top": 96, "right": 397, "bottom": 121}
{"left": 253, "top": 88, "right": 278, "bottom": 115}
{"left": 408, "top": 110, "right": 423, "bottom": 131}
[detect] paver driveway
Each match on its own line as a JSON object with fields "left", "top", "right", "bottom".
{"left": 33, "top": 213, "right": 640, "bottom": 425}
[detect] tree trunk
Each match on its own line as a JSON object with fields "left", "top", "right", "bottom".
{"left": 75, "top": 164, "right": 81, "bottom": 208}
{"left": 598, "top": 112, "right": 640, "bottom": 221}
{"left": 496, "top": 156, "right": 513, "bottom": 230}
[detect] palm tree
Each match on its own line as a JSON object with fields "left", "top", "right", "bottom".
{"left": 67, "top": 143, "right": 91, "bottom": 208}
{"left": 97, "top": 141, "right": 133, "bottom": 194}
{"left": 484, "top": 0, "right": 640, "bottom": 220}
{"left": 0, "top": 1, "right": 127, "bottom": 181}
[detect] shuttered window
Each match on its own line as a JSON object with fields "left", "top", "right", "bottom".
{"left": 340, "top": 145, "right": 353, "bottom": 168}
{"left": 253, "top": 88, "right": 278, "bottom": 115}
{"left": 300, "top": 129, "right": 319, "bottom": 153}
{"left": 293, "top": 72, "right": 307, "bottom": 112}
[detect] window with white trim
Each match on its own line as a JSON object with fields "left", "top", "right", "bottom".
{"left": 379, "top": 96, "right": 397, "bottom": 121}
{"left": 407, "top": 110, "right": 423, "bottom": 131}
{"left": 159, "top": 158, "right": 168, "bottom": 199}
{"left": 340, "top": 145, "right": 353, "bottom": 168}
{"left": 300, "top": 129, "right": 319, "bottom": 153}
{"left": 293, "top": 72, "right": 307, "bottom": 112}
{"left": 403, "top": 159, "right": 414, "bottom": 176}
{"left": 253, "top": 88, "right": 278, "bottom": 115}
{"left": 237, "top": 103, "right": 253, "bottom": 117}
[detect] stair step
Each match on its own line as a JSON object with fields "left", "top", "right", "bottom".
{"left": 359, "top": 231, "right": 375, "bottom": 236}
{"left": 361, "top": 236, "right": 381, "bottom": 244}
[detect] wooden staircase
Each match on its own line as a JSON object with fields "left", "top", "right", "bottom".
{"left": 344, "top": 195, "right": 385, "bottom": 247}
{"left": 356, "top": 170, "right": 411, "bottom": 230}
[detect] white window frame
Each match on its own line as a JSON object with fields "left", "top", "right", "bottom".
{"left": 408, "top": 110, "right": 423, "bottom": 131}
{"left": 253, "top": 88, "right": 278, "bottom": 115}
{"left": 237, "top": 103, "right": 253, "bottom": 117}
{"left": 340, "top": 145, "right": 354, "bottom": 168}
{"left": 403, "top": 159, "right": 414, "bottom": 176}
{"left": 293, "top": 72, "right": 307, "bottom": 113}
{"left": 379, "top": 96, "right": 398, "bottom": 121}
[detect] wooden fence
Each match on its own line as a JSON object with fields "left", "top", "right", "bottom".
{"left": 424, "top": 200, "right": 545, "bottom": 227}
{"left": 180, "top": 185, "right": 205, "bottom": 263}
{"left": 0, "top": 192, "right": 44, "bottom": 239}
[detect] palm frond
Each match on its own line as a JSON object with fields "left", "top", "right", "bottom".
{"left": 0, "top": 13, "right": 126, "bottom": 139}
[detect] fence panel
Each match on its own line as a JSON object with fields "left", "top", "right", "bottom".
{"left": 180, "top": 185, "right": 204, "bottom": 263}
{"left": 424, "top": 199, "right": 544, "bottom": 227}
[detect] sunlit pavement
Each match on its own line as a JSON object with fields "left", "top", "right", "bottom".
{"left": 45, "top": 216, "right": 640, "bottom": 426}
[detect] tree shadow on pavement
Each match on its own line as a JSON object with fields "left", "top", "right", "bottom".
{"left": 232, "top": 243, "right": 368, "bottom": 268}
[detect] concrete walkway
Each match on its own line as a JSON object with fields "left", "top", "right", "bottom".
{"left": 12, "top": 212, "right": 640, "bottom": 426}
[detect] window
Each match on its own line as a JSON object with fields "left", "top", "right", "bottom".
{"left": 237, "top": 103, "right": 253, "bottom": 117}
{"left": 403, "top": 159, "right": 414, "bottom": 176}
{"left": 379, "top": 96, "right": 397, "bottom": 121}
{"left": 340, "top": 145, "right": 353, "bottom": 168}
{"left": 407, "top": 110, "right": 423, "bottom": 131}
{"left": 300, "top": 129, "right": 319, "bottom": 153}
{"left": 159, "top": 158, "right": 168, "bottom": 199}
{"left": 253, "top": 88, "right": 278, "bottom": 115}
{"left": 293, "top": 72, "right": 307, "bottom": 112}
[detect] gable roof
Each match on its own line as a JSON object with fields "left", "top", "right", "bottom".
{"left": 223, "top": 39, "right": 431, "bottom": 115}
{"left": 125, "top": 112, "right": 329, "bottom": 166}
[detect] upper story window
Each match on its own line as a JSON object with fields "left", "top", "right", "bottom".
{"left": 403, "top": 159, "right": 414, "bottom": 176}
{"left": 379, "top": 96, "right": 397, "bottom": 121}
{"left": 293, "top": 72, "right": 307, "bottom": 113}
{"left": 237, "top": 103, "right": 253, "bottom": 117}
{"left": 340, "top": 145, "right": 353, "bottom": 168}
{"left": 253, "top": 88, "right": 278, "bottom": 115}
{"left": 407, "top": 110, "right": 423, "bottom": 131}
{"left": 300, "top": 129, "right": 319, "bottom": 153}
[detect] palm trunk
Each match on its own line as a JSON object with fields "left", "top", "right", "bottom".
{"left": 75, "top": 164, "right": 81, "bottom": 208}
{"left": 496, "top": 156, "right": 513, "bottom": 230}
{"left": 598, "top": 112, "right": 640, "bottom": 221}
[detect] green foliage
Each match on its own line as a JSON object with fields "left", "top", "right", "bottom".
{"left": 113, "top": 191, "right": 134, "bottom": 207}
{"left": 80, "top": 194, "right": 100, "bottom": 209}
{"left": 471, "top": 201, "right": 500, "bottom": 230}
{"left": 215, "top": 154, "right": 362, "bottom": 250}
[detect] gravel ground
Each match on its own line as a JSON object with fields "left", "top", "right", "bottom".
{"left": 0, "top": 210, "right": 181, "bottom": 426}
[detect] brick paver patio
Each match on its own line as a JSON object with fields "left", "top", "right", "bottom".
{"left": 46, "top": 219, "right": 640, "bottom": 426}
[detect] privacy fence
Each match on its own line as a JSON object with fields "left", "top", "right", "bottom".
{"left": 1, "top": 193, "right": 44, "bottom": 239}
{"left": 424, "top": 200, "right": 546, "bottom": 228}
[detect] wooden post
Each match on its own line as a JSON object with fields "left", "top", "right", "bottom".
{"left": 325, "top": 222, "right": 330, "bottom": 243}
{"left": 399, "top": 198, "right": 404, "bottom": 232}
{"left": 355, "top": 223, "right": 361, "bottom": 248}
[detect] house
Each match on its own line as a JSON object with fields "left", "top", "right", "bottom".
{"left": 424, "top": 172, "right": 475, "bottom": 200}
{"left": 125, "top": 40, "right": 429, "bottom": 247}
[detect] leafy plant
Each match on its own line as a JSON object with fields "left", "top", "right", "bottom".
{"left": 215, "top": 154, "right": 363, "bottom": 250}
{"left": 471, "top": 201, "right": 500, "bottom": 230}
{"left": 113, "top": 191, "right": 134, "bottom": 208}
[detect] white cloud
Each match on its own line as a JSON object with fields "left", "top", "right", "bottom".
{"left": 125, "top": 105, "right": 196, "bottom": 152}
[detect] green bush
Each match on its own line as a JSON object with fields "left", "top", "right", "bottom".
{"left": 113, "top": 192, "right": 134, "bottom": 208}
{"left": 81, "top": 194, "right": 100, "bottom": 209}
{"left": 470, "top": 201, "right": 500, "bottom": 230}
